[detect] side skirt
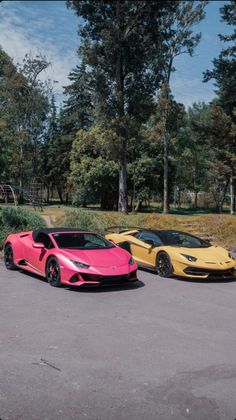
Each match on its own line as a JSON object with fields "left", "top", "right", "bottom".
{"left": 16, "top": 260, "right": 45, "bottom": 277}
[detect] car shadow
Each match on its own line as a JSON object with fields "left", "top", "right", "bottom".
{"left": 138, "top": 266, "right": 236, "bottom": 284}
{"left": 18, "top": 269, "right": 48, "bottom": 283}
{"left": 18, "top": 269, "right": 145, "bottom": 292}
{"left": 68, "top": 280, "right": 145, "bottom": 293}
{"left": 173, "top": 275, "right": 236, "bottom": 284}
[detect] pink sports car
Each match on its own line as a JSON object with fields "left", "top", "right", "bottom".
{"left": 4, "top": 228, "right": 138, "bottom": 287}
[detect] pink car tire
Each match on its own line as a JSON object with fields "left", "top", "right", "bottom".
{"left": 46, "top": 257, "right": 61, "bottom": 287}
{"left": 4, "top": 244, "right": 17, "bottom": 271}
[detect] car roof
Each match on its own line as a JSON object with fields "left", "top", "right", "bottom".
{"left": 32, "top": 227, "right": 89, "bottom": 242}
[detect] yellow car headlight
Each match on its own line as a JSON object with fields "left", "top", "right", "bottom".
{"left": 181, "top": 253, "right": 197, "bottom": 262}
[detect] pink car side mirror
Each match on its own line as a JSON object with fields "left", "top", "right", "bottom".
{"left": 33, "top": 242, "right": 45, "bottom": 249}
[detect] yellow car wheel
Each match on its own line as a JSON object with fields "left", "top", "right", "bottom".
{"left": 156, "top": 252, "right": 173, "bottom": 278}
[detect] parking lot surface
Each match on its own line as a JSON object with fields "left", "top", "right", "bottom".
{"left": 1, "top": 262, "right": 236, "bottom": 420}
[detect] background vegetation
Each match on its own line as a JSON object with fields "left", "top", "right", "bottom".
{"left": 0, "top": 203, "right": 235, "bottom": 253}
{"left": 0, "top": 206, "right": 46, "bottom": 246}
{"left": 0, "top": 1, "right": 235, "bottom": 215}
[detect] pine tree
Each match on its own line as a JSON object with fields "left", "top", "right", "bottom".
{"left": 204, "top": 0, "right": 236, "bottom": 213}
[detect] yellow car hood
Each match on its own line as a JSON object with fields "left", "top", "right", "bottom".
{"left": 169, "top": 245, "right": 232, "bottom": 264}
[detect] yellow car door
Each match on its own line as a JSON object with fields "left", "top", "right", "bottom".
{"left": 129, "top": 230, "right": 162, "bottom": 267}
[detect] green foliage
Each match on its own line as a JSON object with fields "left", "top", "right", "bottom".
{"left": 67, "top": 0, "right": 199, "bottom": 211}
{"left": 63, "top": 63, "right": 93, "bottom": 133}
{"left": 203, "top": 1, "right": 236, "bottom": 115}
{"left": 70, "top": 128, "right": 119, "bottom": 209}
{"left": 203, "top": 1, "right": 236, "bottom": 213}
{"left": 129, "top": 156, "right": 160, "bottom": 203}
{"left": 0, "top": 207, "right": 46, "bottom": 244}
{"left": 0, "top": 48, "right": 51, "bottom": 188}
{"left": 39, "top": 98, "right": 71, "bottom": 203}
{"left": 1, "top": 3, "right": 235, "bottom": 216}
{"left": 64, "top": 209, "right": 107, "bottom": 233}
{"left": 59, "top": 207, "right": 236, "bottom": 248}
{"left": 1, "top": 207, "right": 45, "bottom": 229}
{"left": 63, "top": 208, "right": 184, "bottom": 235}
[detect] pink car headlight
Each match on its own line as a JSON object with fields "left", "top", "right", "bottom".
{"left": 70, "top": 260, "right": 90, "bottom": 269}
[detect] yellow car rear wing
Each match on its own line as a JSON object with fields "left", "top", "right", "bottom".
{"left": 105, "top": 226, "right": 142, "bottom": 234}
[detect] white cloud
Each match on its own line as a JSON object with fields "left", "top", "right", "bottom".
{"left": 170, "top": 76, "right": 216, "bottom": 109}
{"left": 0, "top": 1, "right": 78, "bottom": 103}
{"left": 0, "top": 0, "right": 220, "bottom": 109}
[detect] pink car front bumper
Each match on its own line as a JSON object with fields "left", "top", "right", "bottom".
{"left": 62, "top": 267, "right": 138, "bottom": 287}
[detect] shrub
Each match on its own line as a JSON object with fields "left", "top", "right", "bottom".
{"left": 64, "top": 209, "right": 107, "bottom": 233}
{"left": 0, "top": 207, "right": 46, "bottom": 246}
{"left": 63, "top": 210, "right": 184, "bottom": 235}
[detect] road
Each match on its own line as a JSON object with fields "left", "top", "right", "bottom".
{"left": 1, "top": 262, "right": 236, "bottom": 420}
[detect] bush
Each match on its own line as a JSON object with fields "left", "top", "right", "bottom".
{"left": 63, "top": 210, "right": 183, "bottom": 234}
{"left": 0, "top": 206, "right": 46, "bottom": 246}
{"left": 54, "top": 207, "right": 236, "bottom": 249}
{"left": 64, "top": 209, "right": 108, "bottom": 233}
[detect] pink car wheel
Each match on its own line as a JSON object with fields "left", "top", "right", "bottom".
{"left": 46, "top": 257, "right": 61, "bottom": 287}
{"left": 4, "top": 244, "right": 16, "bottom": 270}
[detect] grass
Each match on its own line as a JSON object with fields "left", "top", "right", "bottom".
{"left": 35, "top": 206, "right": 236, "bottom": 250}
{"left": 1, "top": 204, "right": 236, "bottom": 251}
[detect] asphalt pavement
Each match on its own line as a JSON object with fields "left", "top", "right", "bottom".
{"left": 1, "top": 261, "right": 236, "bottom": 420}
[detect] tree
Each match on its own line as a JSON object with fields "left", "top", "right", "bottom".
{"left": 18, "top": 53, "right": 51, "bottom": 177}
{"left": 157, "top": 0, "right": 207, "bottom": 213}
{"left": 67, "top": 0, "right": 178, "bottom": 212}
{"left": 203, "top": 0, "right": 236, "bottom": 213}
{"left": 0, "top": 48, "right": 18, "bottom": 182}
{"left": 0, "top": 49, "right": 51, "bottom": 192}
{"left": 207, "top": 101, "right": 233, "bottom": 212}
{"left": 70, "top": 128, "right": 119, "bottom": 209}
{"left": 63, "top": 62, "right": 94, "bottom": 133}
{"left": 173, "top": 102, "right": 212, "bottom": 208}
{"left": 152, "top": 94, "right": 186, "bottom": 206}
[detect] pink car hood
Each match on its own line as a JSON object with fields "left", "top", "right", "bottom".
{"left": 60, "top": 247, "right": 130, "bottom": 268}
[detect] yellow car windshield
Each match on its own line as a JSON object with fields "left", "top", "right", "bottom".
{"left": 156, "top": 231, "right": 211, "bottom": 248}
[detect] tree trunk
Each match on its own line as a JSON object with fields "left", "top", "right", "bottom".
{"left": 194, "top": 191, "right": 198, "bottom": 208}
{"left": 162, "top": 69, "right": 172, "bottom": 214}
{"left": 178, "top": 190, "right": 181, "bottom": 209}
{"left": 163, "top": 132, "right": 169, "bottom": 213}
{"left": 19, "top": 142, "right": 24, "bottom": 203}
{"left": 116, "top": 0, "right": 127, "bottom": 213}
{"left": 135, "top": 199, "right": 143, "bottom": 212}
{"left": 118, "top": 149, "right": 127, "bottom": 212}
{"left": 56, "top": 185, "right": 64, "bottom": 204}
{"left": 230, "top": 174, "right": 235, "bottom": 215}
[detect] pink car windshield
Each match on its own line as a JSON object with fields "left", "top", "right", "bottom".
{"left": 53, "top": 232, "right": 114, "bottom": 250}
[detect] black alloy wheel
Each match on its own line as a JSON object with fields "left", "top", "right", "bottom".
{"left": 156, "top": 252, "right": 173, "bottom": 278}
{"left": 4, "top": 244, "right": 16, "bottom": 270}
{"left": 46, "top": 257, "right": 61, "bottom": 287}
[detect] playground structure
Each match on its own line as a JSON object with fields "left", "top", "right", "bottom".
{"left": 0, "top": 178, "right": 44, "bottom": 210}
{"left": 0, "top": 185, "right": 18, "bottom": 206}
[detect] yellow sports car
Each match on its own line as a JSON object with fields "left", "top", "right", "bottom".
{"left": 105, "top": 227, "right": 236, "bottom": 279}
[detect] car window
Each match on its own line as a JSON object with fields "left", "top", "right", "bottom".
{"left": 53, "top": 233, "right": 115, "bottom": 249}
{"left": 83, "top": 233, "right": 109, "bottom": 248}
{"left": 158, "top": 231, "right": 211, "bottom": 248}
{"left": 137, "top": 231, "right": 163, "bottom": 246}
{"left": 35, "top": 233, "right": 54, "bottom": 249}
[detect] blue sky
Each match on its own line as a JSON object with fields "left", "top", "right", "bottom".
{"left": 0, "top": 0, "right": 232, "bottom": 108}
